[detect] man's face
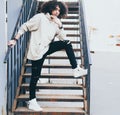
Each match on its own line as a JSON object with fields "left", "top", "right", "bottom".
{"left": 51, "top": 5, "right": 60, "bottom": 17}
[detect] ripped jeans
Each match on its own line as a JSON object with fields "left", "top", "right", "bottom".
{"left": 29, "top": 40, "right": 77, "bottom": 99}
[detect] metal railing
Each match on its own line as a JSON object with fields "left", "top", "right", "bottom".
{"left": 4, "top": 0, "right": 37, "bottom": 114}
{"left": 79, "top": 0, "right": 92, "bottom": 114}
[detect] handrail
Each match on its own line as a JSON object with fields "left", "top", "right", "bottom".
{"left": 79, "top": 0, "right": 92, "bottom": 115}
{"left": 4, "top": 0, "right": 36, "bottom": 63}
{"left": 79, "top": 0, "right": 92, "bottom": 67}
{"left": 4, "top": 0, "right": 37, "bottom": 114}
{"left": 4, "top": 2, "right": 25, "bottom": 63}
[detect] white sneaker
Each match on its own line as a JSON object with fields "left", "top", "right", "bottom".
{"left": 28, "top": 98, "right": 43, "bottom": 111}
{"left": 73, "top": 66, "right": 88, "bottom": 78}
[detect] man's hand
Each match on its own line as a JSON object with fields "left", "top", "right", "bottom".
{"left": 8, "top": 39, "right": 17, "bottom": 47}
{"left": 8, "top": 34, "right": 20, "bottom": 47}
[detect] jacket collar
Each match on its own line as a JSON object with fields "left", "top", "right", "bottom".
{"left": 45, "top": 13, "right": 52, "bottom": 21}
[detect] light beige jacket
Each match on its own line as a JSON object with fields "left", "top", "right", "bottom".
{"left": 18, "top": 13, "right": 66, "bottom": 60}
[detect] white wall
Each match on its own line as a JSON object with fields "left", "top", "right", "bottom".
{"left": 0, "top": 0, "right": 22, "bottom": 114}
{"left": 83, "top": 0, "right": 120, "bottom": 115}
{"left": 84, "top": 0, "right": 120, "bottom": 52}
{"left": 91, "top": 52, "right": 120, "bottom": 115}
{"left": 7, "top": 0, "right": 22, "bottom": 40}
{"left": 0, "top": 0, "right": 7, "bottom": 114}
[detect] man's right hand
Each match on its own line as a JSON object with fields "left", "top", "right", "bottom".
{"left": 8, "top": 39, "right": 17, "bottom": 47}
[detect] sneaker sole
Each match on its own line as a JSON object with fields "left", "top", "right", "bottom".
{"left": 74, "top": 71, "right": 87, "bottom": 78}
{"left": 28, "top": 107, "right": 43, "bottom": 111}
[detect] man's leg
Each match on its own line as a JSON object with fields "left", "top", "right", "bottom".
{"left": 47, "top": 40, "right": 87, "bottom": 77}
{"left": 28, "top": 58, "right": 45, "bottom": 111}
{"left": 47, "top": 40, "right": 77, "bottom": 69}
{"left": 29, "top": 58, "right": 45, "bottom": 100}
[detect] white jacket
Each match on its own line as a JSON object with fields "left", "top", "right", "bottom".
{"left": 18, "top": 13, "right": 66, "bottom": 60}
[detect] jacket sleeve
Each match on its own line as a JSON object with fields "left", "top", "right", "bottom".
{"left": 18, "top": 14, "right": 41, "bottom": 35}
{"left": 56, "top": 28, "right": 66, "bottom": 41}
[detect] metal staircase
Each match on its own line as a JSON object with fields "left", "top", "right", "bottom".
{"left": 4, "top": 0, "right": 91, "bottom": 115}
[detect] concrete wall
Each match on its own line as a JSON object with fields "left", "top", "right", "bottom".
{"left": 0, "top": 0, "right": 7, "bottom": 114}
{"left": 83, "top": 0, "right": 120, "bottom": 115}
{"left": 84, "top": 0, "right": 120, "bottom": 52}
{"left": 91, "top": 52, "right": 120, "bottom": 115}
{"left": 0, "top": 0, "right": 22, "bottom": 114}
{"left": 7, "top": 0, "right": 22, "bottom": 40}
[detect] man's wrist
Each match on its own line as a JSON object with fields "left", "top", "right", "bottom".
{"left": 13, "top": 37, "right": 18, "bottom": 42}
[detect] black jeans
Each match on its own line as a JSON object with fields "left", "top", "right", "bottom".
{"left": 29, "top": 40, "right": 77, "bottom": 99}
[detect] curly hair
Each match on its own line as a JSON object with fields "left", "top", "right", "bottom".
{"left": 37, "top": 0, "right": 68, "bottom": 19}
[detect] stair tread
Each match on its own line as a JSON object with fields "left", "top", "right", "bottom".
{"left": 62, "top": 20, "right": 79, "bottom": 22}
{"left": 71, "top": 41, "right": 80, "bottom": 44}
{"left": 67, "top": 14, "right": 79, "bottom": 16}
{"left": 47, "top": 55, "right": 81, "bottom": 58}
{"left": 46, "top": 55, "right": 81, "bottom": 59}
{"left": 66, "top": 16, "right": 79, "bottom": 19}
{"left": 68, "top": 11, "right": 79, "bottom": 14}
{"left": 25, "top": 64, "right": 71, "bottom": 68}
{"left": 23, "top": 73, "right": 75, "bottom": 76}
{"left": 68, "top": 6, "right": 79, "bottom": 8}
{"left": 18, "top": 94, "right": 84, "bottom": 101}
{"left": 25, "top": 64, "right": 83, "bottom": 68}
{"left": 23, "top": 73, "right": 84, "bottom": 79}
{"left": 21, "top": 83, "right": 83, "bottom": 89}
{"left": 25, "top": 64, "right": 81, "bottom": 68}
{"left": 64, "top": 27, "right": 79, "bottom": 30}
{"left": 62, "top": 21, "right": 79, "bottom": 25}
{"left": 25, "top": 64, "right": 84, "bottom": 69}
{"left": 65, "top": 2, "right": 78, "bottom": 5}
{"left": 14, "top": 107, "right": 85, "bottom": 113}
{"left": 67, "top": 34, "right": 80, "bottom": 37}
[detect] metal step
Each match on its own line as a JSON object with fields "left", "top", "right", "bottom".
{"left": 64, "top": 27, "right": 79, "bottom": 31}
{"left": 21, "top": 83, "right": 84, "bottom": 90}
{"left": 46, "top": 55, "right": 81, "bottom": 59}
{"left": 68, "top": 11, "right": 79, "bottom": 14}
{"left": 71, "top": 41, "right": 80, "bottom": 44}
{"left": 17, "top": 94, "right": 84, "bottom": 102}
{"left": 25, "top": 64, "right": 83, "bottom": 69}
{"left": 66, "top": 34, "right": 80, "bottom": 37}
{"left": 65, "top": 2, "right": 79, "bottom": 6}
{"left": 68, "top": 6, "right": 79, "bottom": 11}
{"left": 23, "top": 73, "right": 83, "bottom": 79}
{"left": 66, "top": 15, "right": 79, "bottom": 19}
{"left": 14, "top": 107, "right": 86, "bottom": 115}
{"left": 62, "top": 21, "right": 79, "bottom": 25}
